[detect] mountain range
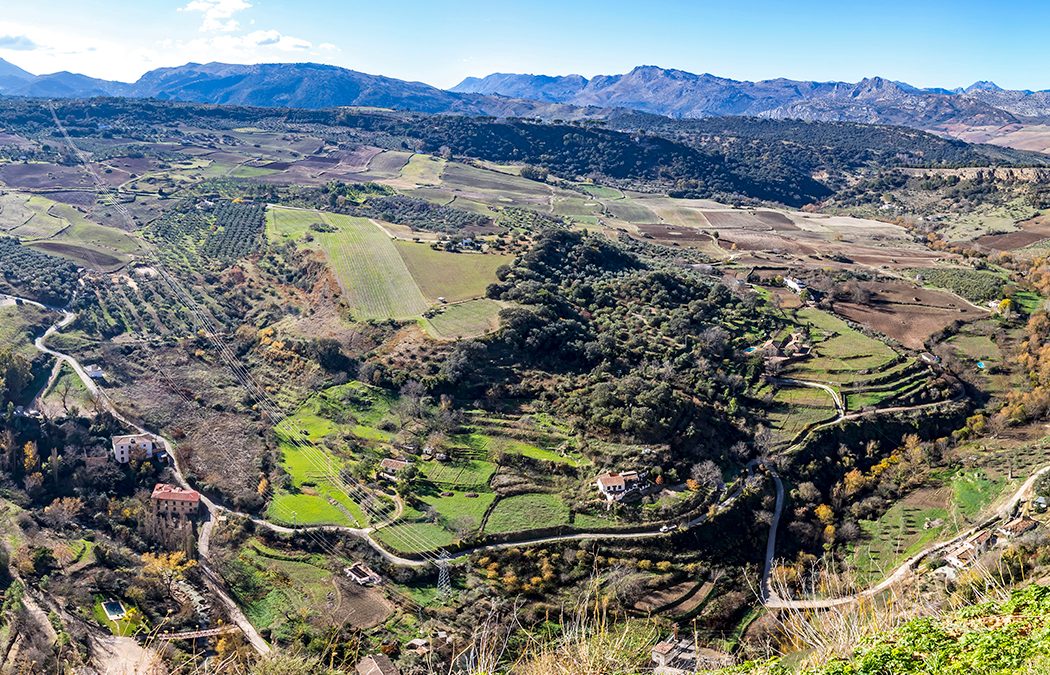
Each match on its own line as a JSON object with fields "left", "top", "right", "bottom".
{"left": 5, "top": 57, "right": 1050, "bottom": 133}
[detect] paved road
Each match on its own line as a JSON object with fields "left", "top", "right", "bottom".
{"left": 761, "top": 439, "right": 1050, "bottom": 611}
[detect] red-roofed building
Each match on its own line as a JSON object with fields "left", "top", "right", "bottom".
{"left": 595, "top": 470, "right": 643, "bottom": 502}
{"left": 151, "top": 483, "right": 201, "bottom": 519}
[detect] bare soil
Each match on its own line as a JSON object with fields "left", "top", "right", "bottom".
{"left": 832, "top": 282, "right": 976, "bottom": 349}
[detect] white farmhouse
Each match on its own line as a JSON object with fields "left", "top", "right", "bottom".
{"left": 111, "top": 433, "right": 157, "bottom": 464}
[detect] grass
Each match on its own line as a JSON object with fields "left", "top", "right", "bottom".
{"left": 951, "top": 469, "right": 1004, "bottom": 518}
{"left": 269, "top": 206, "right": 429, "bottom": 320}
{"left": 373, "top": 522, "right": 457, "bottom": 553}
{"left": 268, "top": 380, "right": 401, "bottom": 526}
{"left": 417, "top": 488, "right": 496, "bottom": 532}
{"left": 578, "top": 184, "right": 624, "bottom": 199}
{"left": 0, "top": 301, "right": 54, "bottom": 361}
{"left": 850, "top": 468, "right": 1005, "bottom": 585}
{"left": 485, "top": 493, "right": 570, "bottom": 534}
{"left": 398, "top": 154, "right": 446, "bottom": 185}
{"left": 40, "top": 362, "right": 95, "bottom": 413}
{"left": 850, "top": 496, "right": 951, "bottom": 586}
{"left": 423, "top": 298, "right": 505, "bottom": 339}
{"left": 766, "top": 384, "right": 837, "bottom": 444}
{"left": 92, "top": 595, "right": 146, "bottom": 637}
{"left": 420, "top": 458, "right": 498, "bottom": 488}
{"left": 786, "top": 307, "right": 901, "bottom": 389}
{"left": 394, "top": 241, "right": 513, "bottom": 303}
{"left": 232, "top": 544, "right": 340, "bottom": 635}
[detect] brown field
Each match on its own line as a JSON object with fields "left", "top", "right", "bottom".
{"left": 40, "top": 190, "right": 97, "bottom": 207}
{"left": 703, "top": 209, "right": 799, "bottom": 230}
{"left": 103, "top": 157, "right": 158, "bottom": 175}
{"left": 0, "top": 163, "right": 93, "bottom": 190}
{"left": 29, "top": 242, "right": 124, "bottom": 269}
{"left": 636, "top": 222, "right": 715, "bottom": 246}
{"left": 976, "top": 213, "right": 1050, "bottom": 250}
{"left": 333, "top": 579, "right": 393, "bottom": 629}
{"left": 832, "top": 282, "right": 979, "bottom": 349}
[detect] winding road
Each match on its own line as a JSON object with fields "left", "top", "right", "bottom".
{"left": 16, "top": 287, "right": 1003, "bottom": 625}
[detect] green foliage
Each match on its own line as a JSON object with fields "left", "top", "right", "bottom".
{"left": 0, "top": 236, "right": 80, "bottom": 304}
{"left": 909, "top": 267, "right": 1007, "bottom": 304}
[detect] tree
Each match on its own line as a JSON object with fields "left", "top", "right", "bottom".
{"left": 814, "top": 504, "right": 835, "bottom": 525}
{"left": 42, "top": 497, "right": 83, "bottom": 529}
{"left": 140, "top": 551, "right": 197, "bottom": 598}
{"left": 22, "top": 441, "right": 38, "bottom": 473}
{"left": 690, "top": 460, "right": 724, "bottom": 492}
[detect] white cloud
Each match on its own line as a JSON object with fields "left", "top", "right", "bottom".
{"left": 0, "top": 34, "right": 37, "bottom": 51}
{"left": 180, "top": 0, "right": 252, "bottom": 33}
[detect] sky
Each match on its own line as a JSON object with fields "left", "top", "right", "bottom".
{"left": 1, "top": 0, "right": 1049, "bottom": 90}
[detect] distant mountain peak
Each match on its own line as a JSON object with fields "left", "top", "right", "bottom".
{"left": 965, "top": 80, "right": 1004, "bottom": 93}
{"left": 0, "top": 57, "right": 34, "bottom": 81}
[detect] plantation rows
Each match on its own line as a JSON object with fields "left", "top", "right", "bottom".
{"left": 202, "top": 201, "right": 266, "bottom": 261}
{"left": 72, "top": 274, "right": 197, "bottom": 338}
{"left": 0, "top": 236, "right": 80, "bottom": 305}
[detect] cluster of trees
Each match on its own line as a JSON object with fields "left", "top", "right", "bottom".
{"left": 350, "top": 194, "right": 493, "bottom": 233}
{"left": 201, "top": 200, "right": 267, "bottom": 260}
{"left": 0, "top": 237, "right": 81, "bottom": 305}
{"left": 440, "top": 229, "right": 777, "bottom": 471}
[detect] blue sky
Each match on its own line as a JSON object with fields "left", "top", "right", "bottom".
{"left": 0, "top": 0, "right": 1047, "bottom": 90}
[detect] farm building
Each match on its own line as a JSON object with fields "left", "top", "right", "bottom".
{"left": 84, "top": 364, "right": 105, "bottom": 379}
{"left": 596, "top": 470, "right": 644, "bottom": 502}
{"left": 356, "top": 653, "right": 400, "bottom": 675}
{"left": 652, "top": 637, "right": 733, "bottom": 673}
{"left": 997, "top": 517, "right": 1038, "bottom": 539}
{"left": 784, "top": 277, "right": 807, "bottom": 294}
{"left": 345, "top": 562, "right": 382, "bottom": 586}
{"left": 945, "top": 530, "right": 995, "bottom": 568}
{"left": 379, "top": 457, "right": 411, "bottom": 481}
{"left": 111, "top": 433, "right": 157, "bottom": 464}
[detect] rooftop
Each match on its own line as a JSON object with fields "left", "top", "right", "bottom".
{"left": 151, "top": 483, "right": 201, "bottom": 503}
{"left": 112, "top": 433, "right": 154, "bottom": 445}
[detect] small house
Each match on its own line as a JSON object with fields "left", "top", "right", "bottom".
{"left": 345, "top": 562, "right": 382, "bottom": 586}
{"left": 356, "top": 654, "right": 400, "bottom": 675}
{"left": 379, "top": 458, "right": 410, "bottom": 481}
{"left": 595, "top": 470, "right": 643, "bottom": 502}
{"left": 406, "top": 638, "right": 430, "bottom": 655}
{"left": 84, "top": 364, "right": 105, "bottom": 380}
{"left": 997, "top": 517, "right": 1038, "bottom": 539}
{"left": 112, "top": 433, "right": 157, "bottom": 464}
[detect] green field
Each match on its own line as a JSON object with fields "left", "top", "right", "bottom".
{"left": 423, "top": 299, "right": 504, "bottom": 339}
{"left": 417, "top": 488, "right": 496, "bottom": 532}
{"left": 419, "top": 458, "right": 498, "bottom": 488}
{"left": 268, "top": 206, "right": 429, "bottom": 320}
{"left": 394, "top": 242, "right": 512, "bottom": 302}
{"left": 850, "top": 468, "right": 1004, "bottom": 585}
{"left": 267, "top": 381, "right": 400, "bottom": 526}
{"left": 0, "top": 301, "right": 54, "bottom": 361}
{"left": 373, "top": 522, "right": 457, "bottom": 553}
{"left": 399, "top": 154, "right": 446, "bottom": 185}
{"left": 484, "top": 493, "right": 570, "bottom": 534}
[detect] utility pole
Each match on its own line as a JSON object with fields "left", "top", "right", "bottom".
{"left": 437, "top": 552, "right": 452, "bottom": 600}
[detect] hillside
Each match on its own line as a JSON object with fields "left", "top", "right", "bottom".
{"left": 5, "top": 58, "right": 1050, "bottom": 135}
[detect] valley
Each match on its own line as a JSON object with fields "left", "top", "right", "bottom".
{"left": 0, "top": 68, "right": 1049, "bottom": 674}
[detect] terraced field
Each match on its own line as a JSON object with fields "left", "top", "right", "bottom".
{"left": 484, "top": 493, "right": 571, "bottom": 534}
